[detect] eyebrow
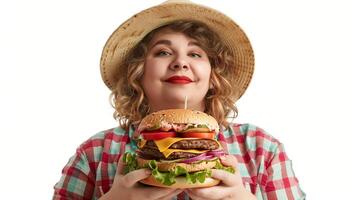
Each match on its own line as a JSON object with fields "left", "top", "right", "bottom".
{"left": 151, "top": 40, "right": 171, "bottom": 48}
{"left": 150, "top": 39, "right": 201, "bottom": 49}
{"left": 188, "top": 41, "right": 201, "bottom": 47}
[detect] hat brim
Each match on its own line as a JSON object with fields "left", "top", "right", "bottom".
{"left": 100, "top": 1, "right": 254, "bottom": 101}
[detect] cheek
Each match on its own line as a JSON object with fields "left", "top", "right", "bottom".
{"left": 196, "top": 63, "right": 212, "bottom": 82}
{"left": 143, "top": 59, "right": 166, "bottom": 79}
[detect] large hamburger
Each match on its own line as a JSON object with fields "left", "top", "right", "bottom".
{"left": 123, "top": 109, "right": 234, "bottom": 188}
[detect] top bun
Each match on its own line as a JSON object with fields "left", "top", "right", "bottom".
{"left": 138, "top": 109, "right": 219, "bottom": 133}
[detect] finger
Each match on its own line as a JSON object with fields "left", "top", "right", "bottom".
{"left": 116, "top": 154, "right": 125, "bottom": 176}
{"left": 158, "top": 189, "right": 184, "bottom": 200}
{"left": 187, "top": 186, "right": 231, "bottom": 200}
{"left": 211, "top": 169, "right": 240, "bottom": 186}
{"left": 121, "top": 168, "right": 151, "bottom": 187}
{"left": 219, "top": 155, "right": 241, "bottom": 176}
{"left": 219, "top": 155, "right": 238, "bottom": 168}
{"left": 185, "top": 189, "right": 204, "bottom": 200}
{"left": 141, "top": 187, "right": 179, "bottom": 200}
{"left": 186, "top": 189, "right": 216, "bottom": 200}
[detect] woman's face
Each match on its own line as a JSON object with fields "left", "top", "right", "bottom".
{"left": 141, "top": 28, "right": 211, "bottom": 112}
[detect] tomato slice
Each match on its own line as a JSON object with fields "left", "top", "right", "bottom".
{"left": 141, "top": 131, "right": 177, "bottom": 140}
{"left": 180, "top": 132, "right": 215, "bottom": 139}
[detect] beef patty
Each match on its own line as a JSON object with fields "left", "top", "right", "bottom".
{"left": 144, "top": 139, "right": 219, "bottom": 150}
{"left": 138, "top": 139, "right": 220, "bottom": 160}
{"left": 137, "top": 148, "right": 201, "bottom": 160}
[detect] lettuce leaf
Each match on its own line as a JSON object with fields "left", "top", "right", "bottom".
{"left": 122, "top": 152, "right": 235, "bottom": 186}
{"left": 123, "top": 152, "right": 137, "bottom": 174}
{"left": 186, "top": 124, "right": 209, "bottom": 129}
{"left": 149, "top": 160, "right": 185, "bottom": 185}
{"left": 148, "top": 160, "right": 177, "bottom": 185}
{"left": 214, "top": 160, "right": 236, "bottom": 174}
{"left": 147, "top": 160, "right": 213, "bottom": 186}
{"left": 185, "top": 168, "right": 211, "bottom": 184}
{"left": 146, "top": 123, "right": 161, "bottom": 131}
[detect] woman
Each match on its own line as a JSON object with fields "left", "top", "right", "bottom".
{"left": 53, "top": 1, "right": 305, "bottom": 199}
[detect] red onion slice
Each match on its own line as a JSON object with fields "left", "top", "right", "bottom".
{"left": 177, "top": 150, "right": 226, "bottom": 164}
{"left": 179, "top": 153, "right": 215, "bottom": 164}
{"left": 206, "top": 149, "right": 226, "bottom": 157}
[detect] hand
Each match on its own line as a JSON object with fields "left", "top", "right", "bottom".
{"left": 99, "top": 155, "right": 183, "bottom": 200}
{"left": 185, "top": 155, "right": 256, "bottom": 200}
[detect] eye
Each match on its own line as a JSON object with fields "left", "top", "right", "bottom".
{"left": 189, "top": 52, "right": 202, "bottom": 58}
{"left": 155, "top": 50, "right": 171, "bottom": 57}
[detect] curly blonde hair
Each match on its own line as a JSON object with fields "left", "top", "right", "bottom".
{"left": 110, "top": 20, "right": 238, "bottom": 130}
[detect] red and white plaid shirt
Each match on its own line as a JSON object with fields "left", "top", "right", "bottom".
{"left": 53, "top": 123, "right": 305, "bottom": 200}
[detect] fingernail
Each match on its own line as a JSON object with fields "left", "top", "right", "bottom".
{"left": 145, "top": 170, "right": 152, "bottom": 175}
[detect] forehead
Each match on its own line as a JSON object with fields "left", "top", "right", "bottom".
{"left": 148, "top": 27, "right": 198, "bottom": 47}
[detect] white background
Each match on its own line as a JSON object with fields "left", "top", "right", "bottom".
{"left": 1, "top": 0, "right": 356, "bottom": 199}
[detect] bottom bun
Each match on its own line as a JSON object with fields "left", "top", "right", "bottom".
{"left": 140, "top": 175, "right": 220, "bottom": 188}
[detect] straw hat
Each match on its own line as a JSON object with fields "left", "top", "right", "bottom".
{"left": 100, "top": 0, "right": 254, "bottom": 101}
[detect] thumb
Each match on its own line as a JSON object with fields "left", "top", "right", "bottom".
{"left": 219, "top": 155, "right": 240, "bottom": 175}
{"left": 116, "top": 154, "right": 152, "bottom": 187}
{"left": 220, "top": 155, "right": 238, "bottom": 168}
{"left": 122, "top": 168, "right": 152, "bottom": 187}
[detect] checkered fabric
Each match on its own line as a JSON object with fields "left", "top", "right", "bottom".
{"left": 53, "top": 123, "right": 305, "bottom": 200}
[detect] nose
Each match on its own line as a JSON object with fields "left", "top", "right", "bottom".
{"left": 169, "top": 57, "right": 189, "bottom": 71}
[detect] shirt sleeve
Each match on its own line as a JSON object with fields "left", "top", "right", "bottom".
{"left": 263, "top": 143, "right": 306, "bottom": 200}
{"left": 53, "top": 148, "right": 95, "bottom": 200}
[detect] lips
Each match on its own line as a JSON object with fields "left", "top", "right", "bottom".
{"left": 165, "top": 76, "right": 193, "bottom": 84}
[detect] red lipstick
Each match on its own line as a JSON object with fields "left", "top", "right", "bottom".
{"left": 165, "top": 76, "right": 193, "bottom": 84}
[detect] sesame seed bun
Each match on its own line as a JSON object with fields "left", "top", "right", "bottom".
{"left": 137, "top": 156, "right": 217, "bottom": 172}
{"left": 137, "top": 109, "right": 219, "bottom": 133}
{"left": 137, "top": 156, "right": 221, "bottom": 188}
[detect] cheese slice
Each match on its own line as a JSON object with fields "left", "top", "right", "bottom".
{"left": 161, "top": 149, "right": 209, "bottom": 158}
{"left": 138, "top": 137, "right": 221, "bottom": 158}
